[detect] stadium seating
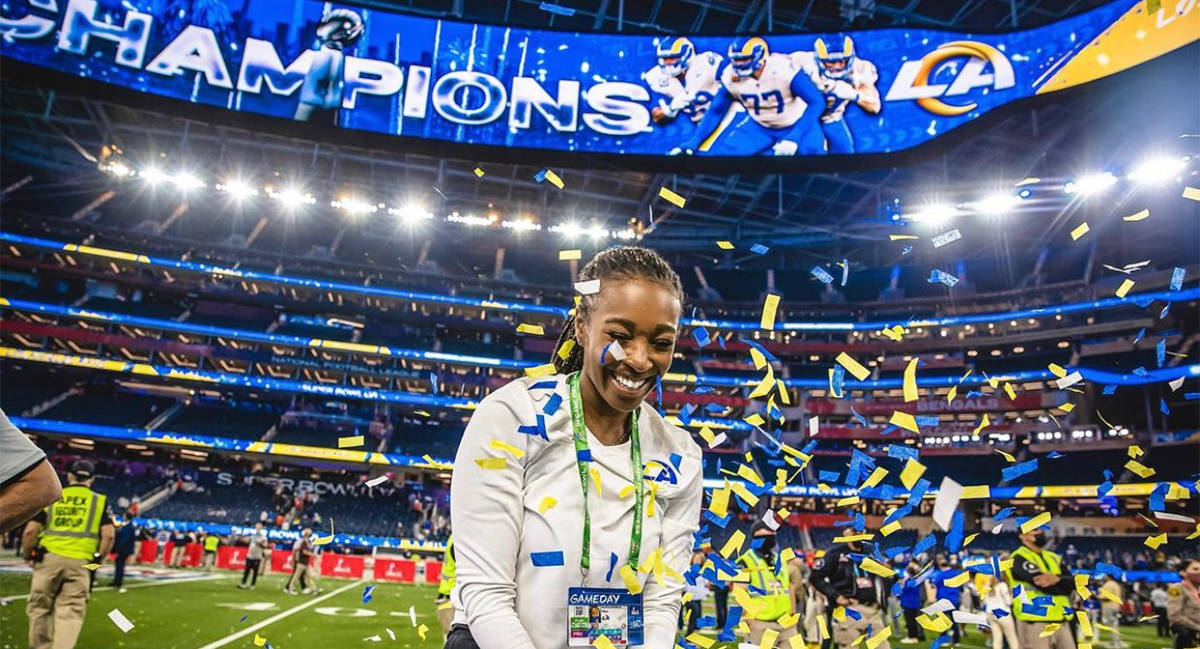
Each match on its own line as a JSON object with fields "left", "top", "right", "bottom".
{"left": 162, "top": 403, "right": 281, "bottom": 441}
{"left": 40, "top": 392, "right": 175, "bottom": 429}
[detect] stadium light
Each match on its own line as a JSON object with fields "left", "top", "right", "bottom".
{"left": 1127, "top": 156, "right": 1186, "bottom": 185}
{"left": 973, "top": 193, "right": 1021, "bottom": 215}
{"left": 172, "top": 172, "right": 205, "bottom": 190}
{"left": 333, "top": 197, "right": 378, "bottom": 215}
{"left": 270, "top": 186, "right": 315, "bottom": 208}
{"left": 1063, "top": 172, "right": 1116, "bottom": 195}
{"left": 218, "top": 180, "right": 259, "bottom": 199}
{"left": 389, "top": 205, "right": 434, "bottom": 224}
{"left": 140, "top": 168, "right": 169, "bottom": 185}
{"left": 906, "top": 204, "right": 956, "bottom": 224}
{"left": 501, "top": 217, "right": 542, "bottom": 232}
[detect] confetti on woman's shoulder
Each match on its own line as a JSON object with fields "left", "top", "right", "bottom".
{"left": 539, "top": 496, "right": 557, "bottom": 514}
{"left": 558, "top": 249, "right": 581, "bottom": 261}
{"left": 574, "top": 279, "right": 600, "bottom": 295}
{"left": 489, "top": 439, "right": 525, "bottom": 459}
{"left": 1070, "top": 222, "right": 1090, "bottom": 241}
{"left": 716, "top": 240, "right": 734, "bottom": 250}
{"left": 108, "top": 609, "right": 135, "bottom": 633}
{"left": 760, "top": 294, "right": 780, "bottom": 330}
{"left": 475, "top": 457, "right": 508, "bottom": 470}
{"left": 530, "top": 551, "right": 565, "bottom": 566}
{"left": 516, "top": 323, "right": 545, "bottom": 336}
{"left": 1122, "top": 208, "right": 1149, "bottom": 221}
{"left": 835, "top": 352, "right": 871, "bottom": 381}
{"left": 658, "top": 186, "right": 686, "bottom": 208}
{"left": 337, "top": 435, "right": 364, "bottom": 449}
{"left": 525, "top": 362, "right": 557, "bottom": 378}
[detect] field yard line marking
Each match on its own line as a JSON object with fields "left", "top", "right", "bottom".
{"left": 193, "top": 579, "right": 364, "bottom": 649}
{"left": 1, "top": 575, "right": 221, "bottom": 601}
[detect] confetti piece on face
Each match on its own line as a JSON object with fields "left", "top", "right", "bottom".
{"left": 108, "top": 609, "right": 134, "bottom": 633}
{"left": 903, "top": 358, "right": 919, "bottom": 402}
{"left": 1122, "top": 208, "right": 1149, "bottom": 221}
{"left": 890, "top": 411, "right": 919, "bottom": 433}
{"left": 558, "top": 249, "right": 581, "bottom": 261}
{"left": 337, "top": 435, "right": 364, "bottom": 448}
{"left": 516, "top": 323, "right": 545, "bottom": 336}
{"left": 1183, "top": 187, "right": 1200, "bottom": 201}
{"left": 658, "top": 186, "right": 686, "bottom": 208}
{"left": 475, "top": 457, "right": 508, "bottom": 470}
{"left": 760, "top": 294, "right": 780, "bottom": 330}
{"left": 931, "top": 229, "right": 962, "bottom": 248}
{"left": 1115, "top": 279, "right": 1135, "bottom": 298}
{"left": 836, "top": 352, "right": 871, "bottom": 381}
{"left": 716, "top": 240, "right": 734, "bottom": 250}
{"left": 1021, "top": 511, "right": 1052, "bottom": 533}
{"left": 1070, "top": 223, "right": 1090, "bottom": 241}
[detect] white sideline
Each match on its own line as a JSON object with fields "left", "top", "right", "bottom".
{"left": 192, "top": 579, "right": 364, "bottom": 649}
{"left": 0, "top": 575, "right": 220, "bottom": 601}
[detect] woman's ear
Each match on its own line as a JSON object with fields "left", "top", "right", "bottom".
{"left": 574, "top": 312, "right": 588, "bottom": 347}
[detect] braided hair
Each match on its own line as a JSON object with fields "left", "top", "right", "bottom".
{"left": 552, "top": 246, "right": 684, "bottom": 375}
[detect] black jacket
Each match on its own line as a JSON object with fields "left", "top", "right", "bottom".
{"left": 810, "top": 544, "right": 880, "bottom": 605}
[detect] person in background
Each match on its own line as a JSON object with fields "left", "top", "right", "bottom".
{"left": 0, "top": 410, "right": 62, "bottom": 534}
{"left": 1007, "top": 523, "right": 1076, "bottom": 649}
{"left": 1168, "top": 559, "right": 1200, "bottom": 649}
{"left": 436, "top": 536, "right": 457, "bottom": 639}
{"left": 714, "top": 571, "right": 731, "bottom": 631}
{"left": 898, "top": 562, "right": 926, "bottom": 644}
{"left": 201, "top": 530, "right": 220, "bottom": 570}
{"left": 736, "top": 523, "right": 802, "bottom": 645}
{"left": 1098, "top": 575, "right": 1125, "bottom": 648}
{"left": 109, "top": 513, "right": 138, "bottom": 590}
{"left": 982, "top": 574, "right": 1019, "bottom": 649}
{"left": 680, "top": 550, "right": 709, "bottom": 636}
{"left": 238, "top": 522, "right": 268, "bottom": 590}
{"left": 22, "top": 460, "right": 114, "bottom": 649}
{"left": 285, "top": 527, "right": 318, "bottom": 595}
{"left": 1150, "top": 583, "right": 1171, "bottom": 638}
{"left": 932, "top": 554, "right": 964, "bottom": 645}
{"left": 811, "top": 529, "right": 891, "bottom": 649}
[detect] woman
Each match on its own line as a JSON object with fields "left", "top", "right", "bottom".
{"left": 983, "top": 574, "right": 1019, "bottom": 649}
{"left": 1168, "top": 559, "right": 1200, "bottom": 649}
{"left": 447, "top": 247, "right": 703, "bottom": 649}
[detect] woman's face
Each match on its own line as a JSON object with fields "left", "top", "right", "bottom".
{"left": 1184, "top": 562, "right": 1200, "bottom": 583}
{"left": 577, "top": 279, "right": 681, "bottom": 414}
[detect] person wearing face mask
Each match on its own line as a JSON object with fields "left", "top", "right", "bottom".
{"left": 811, "top": 529, "right": 891, "bottom": 649}
{"left": 734, "top": 523, "right": 803, "bottom": 644}
{"left": 1168, "top": 559, "right": 1200, "bottom": 649}
{"left": 446, "top": 247, "right": 703, "bottom": 649}
{"left": 1006, "top": 523, "right": 1076, "bottom": 649}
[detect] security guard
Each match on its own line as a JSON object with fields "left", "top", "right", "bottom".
{"left": 1006, "top": 522, "right": 1076, "bottom": 649}
{"left": 436, "top": 536, "right": 456, "bottom": 640}
{"left": 736, "top": 523, "right": 802, "bottom": 645}
{"left": 22, "top": 460, "right": 114, "bottom": 649}
{"left": 1168, "top": 558, "right": 1200, "bottom": 649}
{"left": 810, "top": 528, "right": 890, "bottom": 649}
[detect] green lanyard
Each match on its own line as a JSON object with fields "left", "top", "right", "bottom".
{"left": 567, "top": 372, "right": 644, "bottom": 580}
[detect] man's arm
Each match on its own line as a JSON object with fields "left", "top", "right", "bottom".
{"left": 676, "top": 84, "right": 732, "bottom": 153}
{"left": 22, "top": 520, "right": 43, "bottom": 565}
{"left": 0, "top": 460, "right": 62, "bottom": 534}
{"left": 808, "top": 549, "right": 842, "bottom": 602}
{"left": 779, "top": 71, "right": 826, "bottom": 154}
{"left": 97, "top": 524, "right": 115, "bottom": 563}
{"left": 854, "top": 80, "right": 881, "bottom": 114}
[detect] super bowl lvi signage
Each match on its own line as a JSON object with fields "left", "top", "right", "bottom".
{"left": 0, "top": 0, "right": 1194, "bottom": 159}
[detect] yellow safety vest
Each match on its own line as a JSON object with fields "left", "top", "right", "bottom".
{"left": 739, "top": 550, "right": 792, "bottom": 621}
{"left": 1008, "top": 546, "right": 1072, "bottom": 622}
{"left": 40, "top": 485, "right": 106, "bottom": 561}
{"left": 438, "top": 537, "right": 456, "bottom": 597}
{"left": 204, "top": 535, "right": 220, "bottom": 552}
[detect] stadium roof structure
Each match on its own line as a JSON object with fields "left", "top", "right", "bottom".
{"left": 0, "top": 3, "right": 1196, "bottom": 266}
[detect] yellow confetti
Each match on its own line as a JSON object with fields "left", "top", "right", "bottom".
{"left": 83, "top": 563, "right": 101, "bottom": 571}
{"left": 720, "top": 530, "right": 745, "bottom": 558}
{"left": 817, "top": 614, "right": 830, "bottom": 639}
{"left": 619, "top": 484, "right": 636, "bottom": 499}
{"left": 760, "top": 294, "right": 780, "bottom": 330}
{"left": 1021, "top": 511, "right": 1052, "bottom": 533}
{"left": 867, "top": 626, "right": 892, "bottom": 649}
{"left": 995, "top": 448, "right": 1016, "bottom": 463}
{"left": 945, "top": 571, "right": 970, "bottom": 587}
{"left": 759, "top": 629, "right": 780, "bottom": 649}
{"left": 1015, "top": 177, "right": 1041, "bottom": 186}
{"left": 963, "top": 485, "right": 990, "bottom": 498}
{"left": 1128, "top": 445, "right": 1144, "bottom": 458}
{"left": 686, "top": 633, "right": 716, "bottom": 648}
{"left": 1059, "top": 402, "right": 1075, "bottom": 413}
{"left": 1048, "top": 363, "right": 1068, "bottom": 378}
{"left": 558, "top": 249, "right": 581, "bottom": 261}
{"left": 737, "top": 464, "right": 765, "bottom": 487}
{"left": 963, "top": 533, "right": 979, "bottom": 547}
{"left": 836, "top": 496, "right": 860, "bottom": 507}
{"left": 881, "top": 325, "right": 905, "bottom": 341}
{"left": 862, "top": 466, "right": 889, "bottom": 489}
{"left": 1183, "top": 187, "right": 1200, "bottom": 201}
{"left": 516, "top": 323, "right": 545, "bottom": 335}
{"left": 1004, "top": 382, "right": 1017, "bottom": 401}
{"left": 1122, "top": 208, "right": 1149, "bottom": 221}
{"left": 917, "top": 612, "right": 952, "bottom": 633}
{"left": 312, "top": 534, "right": 334, "bottom": 546}
{"left": 590, "top": 466, "right": 602, "bottom": 496}
{"left": 889, "top": 411, "right": 919, "bottom": 433}
{"left": 538, "top": 496, "right": 557, "bottom": 514}
{"left": 557, "top": 339, "right": 575, "bottom": 360}
{"left": 620, "top": 563, "right": 642, "bottom": 594}
{"left": 1078, "top": 609, "right": 1094, "bottom": 638}
{"left": 946, "top": 385, "right": 957, "bottom": 404}
{"left": 543, "top": 170, "right": 564, "bottom": 189}
{"left": 834, "top": 534, "right": 875, "bottom": 543}
{"left": 1039, "top": 623, "right": 1063, "bottom": 638}
{"left": 489, "top": 439, "right": 525, "bottom": 459}
{"left": 835, "top": 352, "right": 871, "bottom": 381}
{"left": 658, "top": 186, "right": 686, "bottom": 208}
{"left": 744, "top": 413, "right": 765, "bottom": 427}
{"left": 1125, "top": 459, "right": 1156, "bottom": 478}
{"left": 337, "top": 435, "right": 364, "bottom": 448}
{"left": 881, "top": 521, "right": 902, "bottom": 536}
{"left": 859, "top": 557, "right": 896, "bottom": 578}
{"left": 900, "top": 459, "right": 926, "bottom": 489}
{"left": 730, "top": 480, "right": 759, "bottom": 506}
{"left": 524, "top": 362, "right": 557, "bottom": 378}
{"left": 1115, "top": 279, "right": 1135, "bottom": 298}
{"left": 254, "top": 634, "right": 267, "bottom": 647}
{"left": 1070, "top": 222, "right": 1090, "bottom": 241}
{"left": 475, "top": 457, "right": 508, "bottom": 470}
{"left": 973, "top": 414, "right": 990, "bottom": 435}
{"left": 716, "top": 240, "right": 734, "bottom": 250}
{"left": 1144, "top": 533, "right": 1167, "bottom": 549}
{"left": 417, "top": 624, "right": 429, "bottom": 640}
{"left": 1075, "top": 574, "right": 1092, "bottom": 600}
{"left": 473, "top": 167, "right": 485, "bottom": 177}
{"left": 592, "top": 636, "right": 617, "bottom": 649}
{"left": 889, "top": 235, "right": 919, "bottom": 241}
{"left": 903, "top": 357, "right": 919, "bottom": 402}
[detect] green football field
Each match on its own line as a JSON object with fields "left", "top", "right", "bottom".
{"left": 0, "top": 569, "right": 1174, "bottom": 649}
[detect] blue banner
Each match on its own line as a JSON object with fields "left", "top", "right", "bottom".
{"left": 1, "top": 0, "right": 1194, "bottom": 158}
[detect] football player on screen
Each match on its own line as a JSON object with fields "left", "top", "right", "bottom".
{"left": 796, "top": 34, "right": 881, "bottom": 153}
{"left": 644, "top": 37, "right": 724, "bottom": 125}
{"left": 669, "top": 37, "right": 826, "bottom": 156}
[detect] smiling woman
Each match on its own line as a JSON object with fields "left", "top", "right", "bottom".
{"left": 447, "top": 247, "right": 702, "bottom": 649}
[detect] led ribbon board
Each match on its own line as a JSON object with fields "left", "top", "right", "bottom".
{"left": 0, "top": 0, "right": 1194, "bottom": 159}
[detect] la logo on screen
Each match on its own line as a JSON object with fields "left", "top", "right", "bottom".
{"left": 884, "top": 41, "right": 1015, "bottom": 116}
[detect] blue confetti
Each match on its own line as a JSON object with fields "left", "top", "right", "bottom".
{"left": 915, "top": 415, "right": 939, "bottom": 427}
{"left": 693, "top": 327, "right": 711, "bottom": 348}
{"left": 430, "top": 372, "right": 439, "bottom": 394}
{"left": 844, "top": 607, "right": 863, "bottom": 621}
{"left": 669, "top": 453, "right": 683, "bottom": 471}
{"left": 811, "top": 265, "right": 835, "bottom": 284}
{"left": 1160, "top": 398, "right": 1170, "bottom": 415}
{"left": 239, "top": 615, "right": 249, "bottom": 623}
{"left": 1102, "top": 384, "right": 1117, "bottom": 395}
{"left": 1134, "top": 328, "right": 1146, "bottom": 345}
{"left": 741, "top": 338, "right": 779, "bottom": 363}
{"left": 994, "top": 507, "right": 1015, "bottom": 521}
{"left": 1133, "top": 296, "right": 1155, "bottom": 308}
{"left": 819, "top": 470, "right": 841, "bottom": 482}
{"left": 1047, "top": 451, "right": 1064, "bottom": 459}
{"left": 704, "top": 403, "right": 726, "bottom": 414}
{"left": 750, "top": 244, "right": 770, "bottom": 255}
{"left": 832, "top": 366, "right": 847, "bottom": 398}
{"left": 362, "top": 584, "right": 375, "bottom": 604}
{"left": 517, "top": 415, "right": 549, "bottom": 441}
{"left": 544, "top": 392, "right": 563, "bottom": 416}
{"left": 902, "top": 245, "right": 914, "bottom": 255}
{"left": 716, "top": 335, "right": 726, "bottom": 350}
{"left": 1161, "top": 301, "right": 1171, "bottom": 318}
{"left": 693, "top": 386, "right": 714, "bottom": 395}
{"left": 530, "top": 380, "right": 557, "bottom": 391}
{"left": 1133, "top": 367, "right": 1149, "bottom": 377}
{"left": 606, "top": 552, "right": 618, "bottom": 582}
{"left": 539, "top": 1, "right": 576, "bottom": 15}
{"left": 880, "top": 425, "right": 899, "bottom": 436}
{"left": 530, "top": 551, "right": 565, "bottom": 567}
{"left": 679, "top": 403, "right": 696, "bottom": 426}
{"left": 928, "top": 269, "right": 960, "bottom": 286}
{"left": 1098, "top": 481, "right": 1113, "bottom": 497}
{"left": 946, "top": 512, "right": 965, "bottom": 552}
{"left": 914, "top": 532, "right": 938, "bottom": 555}
{"left": 576, "top": 449, "right": 593, "bottom": 462}
{"left": 534, "top": 169, "right": 548, "bottom": 183}
{"left": 841, "top": 258, "right": 850, "bottom": 286}
{"left": 1149, "top": 483, "right": 1168, "bottom": 511}
{"left": 931, "top": 634, "right": 952, "bottom": 649}
{"left": 965, "top": 390, "right": 985, "bottom": 399}
{"left": 1171, "top": 267, "right": 1185, "bottom": 291}
{"left": 908, "top": 479, "right": 931, "bottom": 507}
{"left": 1002, "top": 459, "right": 1039, "bottom": 482}
{"left": 1157, "top": 339, "right": 1167, "bottom": 368}
{"left": 887, "top": 444, "right": 918, "bottom": 461}
{"left": 850, "top": 406, "right": 870, "bottom": 429}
